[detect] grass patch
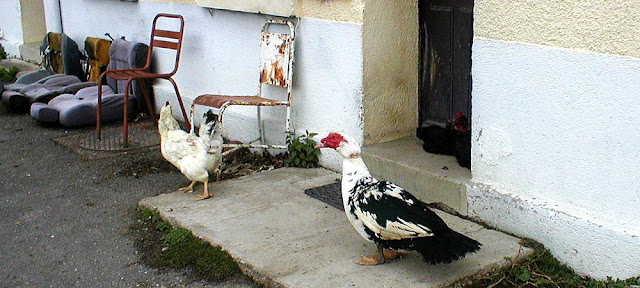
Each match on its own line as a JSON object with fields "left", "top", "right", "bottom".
{"left": 459, "top": 239, "right": 640, "bottom": 288}
{"left": 133, "top": 207, "right": 243, "bottom": 283}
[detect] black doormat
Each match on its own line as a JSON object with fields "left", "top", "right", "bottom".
{"left": 303, "top": 181, "right": 343, "bottom": 210}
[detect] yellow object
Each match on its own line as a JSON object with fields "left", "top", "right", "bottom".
{"left": 46, "top": 32, "right": 64, "bottom": 74}
{"left": 84, "top": 37, "right": 112, "bottom": 83}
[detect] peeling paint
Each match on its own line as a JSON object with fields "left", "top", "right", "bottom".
{"left": 260, "top": 32, "right": 292, "bottom": 88}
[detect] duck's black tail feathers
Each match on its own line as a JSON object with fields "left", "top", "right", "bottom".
{"left": 415, "top": 229, "right": 481, "bottom": 264}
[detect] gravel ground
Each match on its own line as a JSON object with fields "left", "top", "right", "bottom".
{"left": 0, "top": 108, "right": 258, "bottom": 288}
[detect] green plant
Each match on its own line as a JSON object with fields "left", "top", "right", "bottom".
{"left": 0, "top": 44, "right": 6, "bottom": 59}
{"left": 285, "top": 130, "right": 321, "bottom": 168}
{"left": 462, "top": 239, "right": 640, "bottom": 288}
{"left": 0, "top": 66, "right": 19, "bottom": 83}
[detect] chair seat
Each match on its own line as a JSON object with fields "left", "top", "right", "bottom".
{"left": 104, "top": 69, "right": 171, "bottom": 80}
{"left": 193, "top": 94, "right": 289, "bottom": 109}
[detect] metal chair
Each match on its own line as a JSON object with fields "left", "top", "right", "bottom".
{"left": 191, "top": 19, "right": 295, "bottom": 150}
{"left": 96, "top": 13, "right": 189, "bottom": 147}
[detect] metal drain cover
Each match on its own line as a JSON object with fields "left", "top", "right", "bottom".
{"left": 77, "top": 124, "right": 159, "bottom": 151}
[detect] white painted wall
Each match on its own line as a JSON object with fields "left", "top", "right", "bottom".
{"left": 470, "top": 37, "right": 640, "bottom": 279}
{"left": 54, "top": 0, "right": 362, "bottom": 171}
{"left": 0, "top": 0, "right": 24, "bottom": 57}
{"left": 43, "top": 0, "right": 62, "bottom": 33}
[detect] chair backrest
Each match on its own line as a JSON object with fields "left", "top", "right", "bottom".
{"left": 60, "top": 34, "right": 85, "bottom": 80}
{"left": 144, "top": 13, "right": 184, "bottom": 76}
{"left": 259, "top": 20, "right": 295, "bottom": 101}
{"left": 40, "top": 32, "right": 63, "bottom": 74}
{"left": 85, "top": 37, "right": 112, "bottom": 83}
{"left": 40, "top": 32, "right": 84, "bottom": 80}
{"left": 106, "top": 39, "right": 149, "bottom": 94}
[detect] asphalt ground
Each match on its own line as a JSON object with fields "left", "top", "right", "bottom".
{"left": 0, "top": 107, "right": 257, "bottom": 288}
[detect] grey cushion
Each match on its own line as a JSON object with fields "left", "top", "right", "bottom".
{"left": 1, "top": 75, "right": 96, "bottom": 112}
{"left": 30, "top": 39, "right": 148, "bottom": 127}
{"left": 30, "top": 85, "right": 135, "bottom": 127}
{"left": 0, "top": 70, "right": 56, "bottom": 94}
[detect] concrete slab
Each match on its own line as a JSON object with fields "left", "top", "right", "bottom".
{"left": 139, "top": 168, "right": 532, "bottom": 288}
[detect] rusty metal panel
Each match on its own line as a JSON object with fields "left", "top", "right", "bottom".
{"left": 260, "top": 32, "right": 292, "bottom": 88}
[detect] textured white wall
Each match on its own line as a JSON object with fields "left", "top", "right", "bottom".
{"left": 470, "top": 37, "right": 640, "bottom": 279}
{"left": 290, "top": 18, "right": 364, "bottom": 171}
{"left": 43, "top": 0, "right": 62, "bottom": 33}
{"left": 55, "top": 0, "right": 363, "bottom": 171}
{"left": 0, "top": 0, "right": 24, "bottom": 57}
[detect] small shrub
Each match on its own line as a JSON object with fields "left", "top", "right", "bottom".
{"left": 0, "top": 44, "right": 6, "bottom": 59}
{"left": 285, "top": 130, "right": 321, "bottom": 168}
{"left": 0, "top": 66, "right": 19, "bottom": 83}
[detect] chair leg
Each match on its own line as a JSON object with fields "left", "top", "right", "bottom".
{"left": 168, "top": 77, "right": 189, "bottom": 128}
{"left": 257, "top": 106, "right": 265, "bottom": 146}
{"left": 96, "top": 83, "right": 103, "bottom": 140}
{"left": 285, "top": 105, "right": 291, "bottom": 134}
{"left": 123, "top": 80, "right": 132, "bottom": 147}
{"left": 136, "top": 79, "right": 157, "bottom": 124}
{"left": 218, "top": 106, "right": 227, "bottom": 143}
{"left": 188, "top": 103, "right": 196, "bottom": 134}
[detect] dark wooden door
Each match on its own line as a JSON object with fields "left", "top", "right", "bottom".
{"left": 419, "top": 0, "right": 473, "bottom": 126}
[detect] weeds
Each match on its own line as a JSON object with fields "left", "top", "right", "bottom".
{"left": 133, "top": 207, "right": 242, "bottom": 282}
{"left": 0, "top": 66, "right": 19, "bottom": 82}
{"left": 285, "top": 130, "right": 320, "bottom": 168}
{"left": 460, "top": 239, "right": 640, "bottom": 288}
{"left": 0, "top": 44, "right": 6, "bottom": 59}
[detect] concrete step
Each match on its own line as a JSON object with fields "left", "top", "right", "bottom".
{"left": 363, "top": 136, "right": 471, "bottom": 215}
{"left": 139, "top": 168, "right": 531, "bottom": 288}
{"left": 18, "top": 42, "right": 42, "bottom": 64}
{"left": 0, "top": 58, "right": 39, "bottom": 72}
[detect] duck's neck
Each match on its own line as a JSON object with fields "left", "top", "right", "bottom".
{"left": 341, "top": 156, "right": 372, "bottom": 197}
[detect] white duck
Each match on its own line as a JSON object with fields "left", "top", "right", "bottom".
{"left": 315, "top": 131, "right": 481, "bottom": 265}
{"left": 158, "top": 102, "right": 223, "bottom": 200}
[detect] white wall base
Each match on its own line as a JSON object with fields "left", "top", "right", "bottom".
{"left": 468, "top": 184, "right": 640, "bottom": 280}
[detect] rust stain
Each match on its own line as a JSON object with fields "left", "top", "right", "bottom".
{"left": 261, "top": 67, "right": 269, "bottom": 83}
{"left": 193, "top": 95, "right": 286, "bottom": 109}
{"left": 272, "top": 62, "right": 284, "bottom": 86}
